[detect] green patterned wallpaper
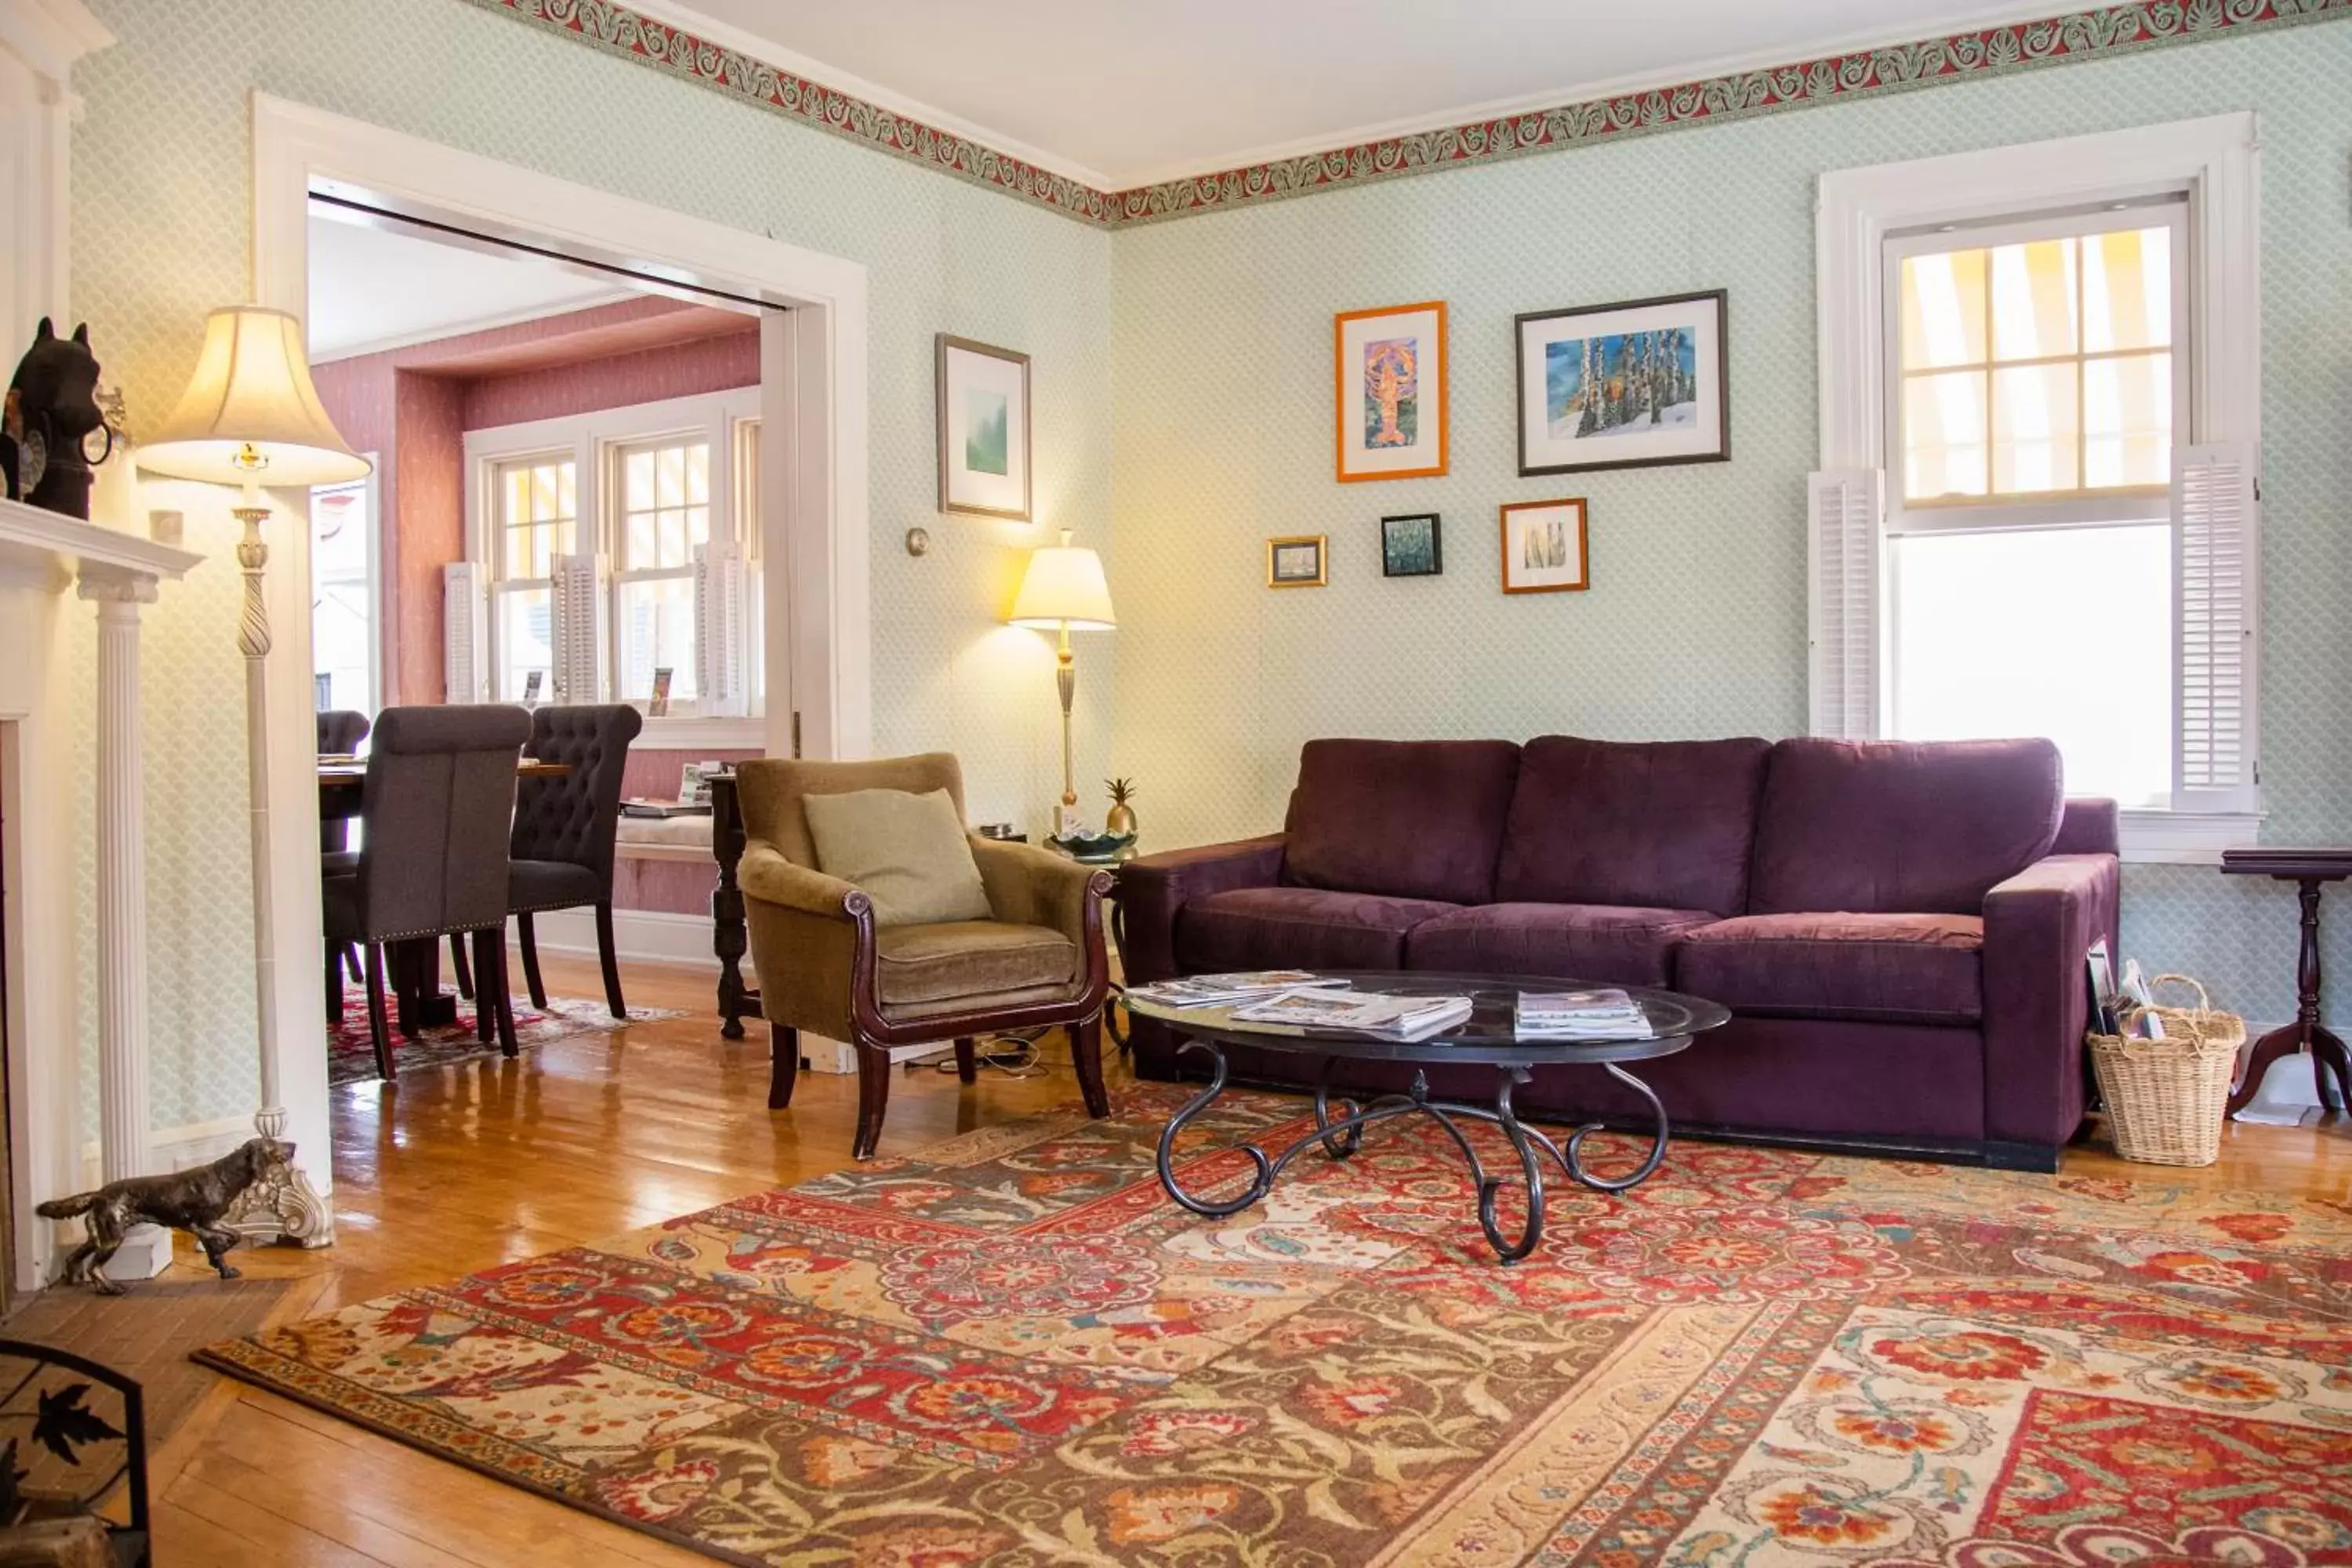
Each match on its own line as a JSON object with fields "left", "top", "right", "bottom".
{"left": 1108, "top": 24, "right": 2352, "bottom": 1029}
{"left": 69, "top": 0, "right": 1113, "bottom": 1132}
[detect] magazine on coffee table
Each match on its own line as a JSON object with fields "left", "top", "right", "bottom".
{"left": 1126, "top": 971, "right": 1351, "bottom": 1009}
{"left": 1229, "top": 989, "right": 1473, "bottom": 1040}
{"left": 1515, "top": 988, "right": 1654, "bottom": 1039}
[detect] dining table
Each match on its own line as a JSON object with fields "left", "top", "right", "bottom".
{"left": 319, "top": 757, "right": 573, "bottom": 1030}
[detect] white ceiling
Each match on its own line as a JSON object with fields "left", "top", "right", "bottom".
{"left": 307, "top": 212, "right": 632, "bottom": 360}
{"left": 661, "top": 0, "right": 2066, "bottom": 187}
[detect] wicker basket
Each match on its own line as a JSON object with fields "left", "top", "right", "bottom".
{"left": 2087, "top": 975, "right": 2246, "bottom": 1167}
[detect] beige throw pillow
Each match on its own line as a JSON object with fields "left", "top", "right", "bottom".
{"left": 801, "top": 787, "right": 993, "bottom": 927}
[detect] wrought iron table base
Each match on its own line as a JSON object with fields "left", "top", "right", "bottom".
{"left": 1154, "top": 1040, "right": 1669, "bottom": 1263}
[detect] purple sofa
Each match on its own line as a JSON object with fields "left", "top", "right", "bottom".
{"left": 1120, "top": 735, "right": 2121, "bottom": 1171}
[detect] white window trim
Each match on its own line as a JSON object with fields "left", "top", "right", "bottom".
{"left": 463, "top": 387, "right": 763, "bottom": 745}
{"left": 1815, "top": 112, "right": 2263, "bottom": 863}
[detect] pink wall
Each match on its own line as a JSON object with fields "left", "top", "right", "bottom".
{"left": 312, "top": 299, "right": 758, "bottom": 705}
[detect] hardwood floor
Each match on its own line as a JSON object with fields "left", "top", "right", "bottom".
{"left": 136, "top": 953, "right": 2347, "bottom": 1565}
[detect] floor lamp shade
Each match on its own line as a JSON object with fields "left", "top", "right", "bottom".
{"left": 136, "top": 307, "right": 370, "bottom": 487}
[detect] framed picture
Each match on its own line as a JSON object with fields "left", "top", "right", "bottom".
{"left": 936, "top": 334, "right": 1031, "bottom": 519}
{"left": 1335, "top": 301, "right": 1447, "bottom": 483}
{"left": 1499, "top": 499, "right": 1588, "bottom": 594}
{"left": 1267, "top": 534, "right": 1328, "bottom": 587}
{"left": 1515, "top": 289, "right": 1728, "bottom": 476}
{"left": 1381, "top": 513, "right": 1443, "bottom": 578}
{"left": 649, "top": 666, "right": 673, "bottom": 718}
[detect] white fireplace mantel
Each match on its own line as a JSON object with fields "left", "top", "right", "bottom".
{"left": 0, "top": 495, "right": 199, "bottom": 1290}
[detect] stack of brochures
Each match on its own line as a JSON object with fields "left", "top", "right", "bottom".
{"left": 1124, "top": 971, "right": 1349, "bottom": 1009}
{"left": 1229, "top": 989, "right": 1473, "bottom": 1041}
{"left": 1514, "top": 989, "right": 1653, "bottom": 1040}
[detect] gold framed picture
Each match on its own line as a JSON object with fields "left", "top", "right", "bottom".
{"left": 1334, "top": 300, "right": 1447, "bottom": 483}
{"left": 935, "top": 334, "right": 1031, "bottom": 519}
{"left": 1498, "top": 499, "right": 1588, "bottom": 594}
{"left": 1267, "top": 535, "right": 1328, "bottom": 587}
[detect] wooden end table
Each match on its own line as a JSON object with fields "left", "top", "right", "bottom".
{"left": 2219, "top": 848, "right": 2352, "bottom": 1115}
{"left": 708, "top": 771, "right": 760, "bottom": 1040}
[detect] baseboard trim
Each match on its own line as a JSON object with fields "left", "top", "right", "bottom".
{"left": 524, "top": 906, "right": 719, "bottom": 971}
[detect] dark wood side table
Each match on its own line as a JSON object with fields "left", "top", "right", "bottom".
{"left": 2219, "top": 848, "right": 2352, "bottom": 1115}
{"left": 708, "top": 771, "right": 760, "bottom": 1040}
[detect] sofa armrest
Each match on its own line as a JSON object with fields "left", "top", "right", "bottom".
{"left": 970, "top": 836, "right": 1112, "bottom": 953}
{"left": 1981, "top": 852, "right": 2121, "bottom": 1155}
{"left": 1116, "top": 833, "right": 1288, "bottom": 983}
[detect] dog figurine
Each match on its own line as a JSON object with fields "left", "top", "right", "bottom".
{"left": 36, "top": 1138, "right": 290, "bottom": 1295}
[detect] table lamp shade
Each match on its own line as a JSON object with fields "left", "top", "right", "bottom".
{"left": 137, "top": 306, "right": 371, "bottom": 488}
{"left": 1008, "top": 531, "right": 1115, "bottom": 630}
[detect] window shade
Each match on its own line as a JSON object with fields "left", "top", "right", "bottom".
{"left": 2172, "top": 441, "right": 2259, "bottom": 811}
{"left": 695, "top": 539, "right": 750, "bottom": 719}
{"left": 1807, "top": 469, "right": 1885, "bottom": 739}
{"left": 550, "top": 551, "right": 607, "bottom": 705}
{"left": 441, "top": 561, "right": 485, "bottom": 705}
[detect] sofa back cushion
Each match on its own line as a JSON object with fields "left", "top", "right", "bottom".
{"left": 1749, "top": 737, "right": 2063, "bottom": 915}
{"left": 1494, "top": 735, "right": 1771, "bottom": 913}
{"left": 1281, "top": 739, "right": 1521, "bottom": 905}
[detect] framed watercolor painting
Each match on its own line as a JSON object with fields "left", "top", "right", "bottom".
{"left": 1267, "top": 535, "right": 1328, "bottom": 587}
{"left": 1499, "top": 499, "right": 1588, "bottom": 594}
{"left": 1335, "top": 301, "right": 1447, "bottom": 483}
{"left": 936, "top": 334, "right": 1031, "bottom": 519}
{"left": 1381, "top": 514, "right": 1442, "bottom": 578}
{"left": 1515, "top": 290, "right": 1728, "bottom": 476}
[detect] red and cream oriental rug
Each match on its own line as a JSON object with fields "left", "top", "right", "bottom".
{"left": 196, "top": 1086, "right": 2352, "bottom": 1566}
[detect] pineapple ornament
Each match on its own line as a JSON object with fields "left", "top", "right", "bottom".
{"left": 1104, "top": 777, "right": 1138, "bottom": 840}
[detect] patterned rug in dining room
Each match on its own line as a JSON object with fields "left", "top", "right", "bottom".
{"left": 195, "top": 1084, "right": 2352, "bottom": 1566}
{"left": 328, "top": 993, "right": 681, "bottom": 1084}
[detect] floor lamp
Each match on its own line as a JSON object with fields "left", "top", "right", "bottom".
{"left": 1008, "top": 530, "right": 1116, "bottom": 837}
{"left": 139, "top": 306, "right": 372, "bottom": 1248}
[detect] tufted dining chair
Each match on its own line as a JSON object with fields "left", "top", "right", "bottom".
{"left": 508, "top": 704, "right": 644, "bottom": 1018}
{"left": 321, "top": 703, "right": 530, "bottom": 1078}
{"left": 318, "top": 708, "right": 374, "bottom": 994}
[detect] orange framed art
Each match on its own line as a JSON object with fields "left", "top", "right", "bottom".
{"left": 1334, "top": 300, "right": 1447, "bottom": 483}
{"left": 1498, "top": 498, "right": 1588, "bottom": 594}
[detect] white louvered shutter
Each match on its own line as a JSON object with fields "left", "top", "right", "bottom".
{"left": 1806, "top": 469, "right": 1884, "bottom": 739}
{"left": 550, "top": 552, "right": 607, "bottom": 704}
{"left": 442, "top": 561, "right": 485, "bottom": 703}
{"left": 695, "top": 539, "right": 750, "bottom": 718}
{"left": 2173, "top": 442, "right": 2259, "bottom": 813}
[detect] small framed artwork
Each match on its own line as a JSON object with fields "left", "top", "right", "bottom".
{"left": 1499, "top": 499, "right": 1589, "bottom": 594}
{"left": 1381, "top": 513, "right": 1443, "bottom": 578}
{"left": 1267, "top": 534, "right": 1328, "bottom": 588}
{"left": 1335, "top": 300, "right": 1447, "bottom": 483}
{"left": 936, "top": 334, "right": 1031, "bottom": 519}
{"left": 649, "top": 666, "right": 673, "bottom": 718}
{"left": 1515, "top": 289, "right": 1729, "bottom": 476}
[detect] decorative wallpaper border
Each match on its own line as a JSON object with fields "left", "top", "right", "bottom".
{"left": 474, "top": 0, "right": 2352, "bottom": 230}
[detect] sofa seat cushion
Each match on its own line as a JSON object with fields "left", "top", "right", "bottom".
{"left": 874, "top": 920, "right": 1078, "bottom": 1016}
{"left": 1675, "top": 912, "right": 1984, "bottom": 1025}
{"left": 1176, "top": 887, "right": 1458, "bottom": 974}
{"left": 1281, "top": 739, "right": 1521, "bottom": 904}
{"left": 1405, "top": 902, "right": 1718, "bottom": 986}
{"left": 1496, "top": 736, "right": 1771, "bottom": 913}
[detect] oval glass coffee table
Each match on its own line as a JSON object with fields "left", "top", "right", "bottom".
{"left": 1126, "top": 971, "right": 1729, "bottom": 1263}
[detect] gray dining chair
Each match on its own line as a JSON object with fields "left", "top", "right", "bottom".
{"left": 508, "top": 704, "right": 644, "bottom": 1018}
{"left": 318, "top": 708, "right": 372, "bottom": 993}
{"left": 322, "top": 703, "right": 531, "bottom": 1078}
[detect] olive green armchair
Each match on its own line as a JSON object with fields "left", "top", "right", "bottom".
{"left": 735, "top": 753, "right": 1113, "bottom": 1159}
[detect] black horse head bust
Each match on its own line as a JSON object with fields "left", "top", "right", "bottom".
{"left": 4, "top": 318, "right": 113, "bottom": 518}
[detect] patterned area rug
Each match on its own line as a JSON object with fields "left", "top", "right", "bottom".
{"left": 329, "top": 993, "right": 682, "bottom": 1085}
{"left": 195, "top": 1085, "right": 2352, "bottom": 1566}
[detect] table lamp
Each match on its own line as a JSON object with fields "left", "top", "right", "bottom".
{"left": 139, "top": 305, "right": 371, "bottom": 1250}
{"left": 1008, "top": 529, "right": 1115, "bottom": 836}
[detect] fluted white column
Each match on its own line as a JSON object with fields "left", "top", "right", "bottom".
{"left": 78, "top": 568, "right": 169, "bottom": 1280}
